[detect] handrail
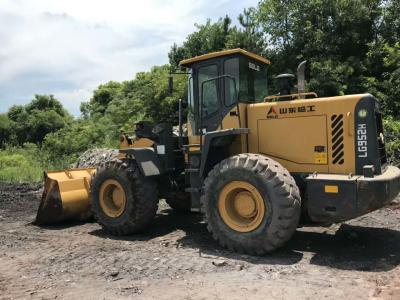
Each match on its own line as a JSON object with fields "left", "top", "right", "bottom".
{"left": 264, "top": 92, "right": 318, "bottom": 102}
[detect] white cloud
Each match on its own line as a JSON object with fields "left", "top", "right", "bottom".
{"left": 0, "top": 0, "right": 258, "bottom": 115}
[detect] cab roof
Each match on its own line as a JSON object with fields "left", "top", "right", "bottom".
{"left": 179, "top": 48, "right": 271, "bottom": 67}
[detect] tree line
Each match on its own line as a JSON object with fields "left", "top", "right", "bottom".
{"left": 0, "top": 0, "right": 399, "bottom": 167}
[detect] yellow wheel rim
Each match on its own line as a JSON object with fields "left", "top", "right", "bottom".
{"left": 99, "top": 179, "right": 126, "bottom": 218}
{"left": 218, "top": 181, "right": 265, "bottom": 232}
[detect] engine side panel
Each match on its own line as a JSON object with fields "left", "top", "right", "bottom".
{"left": 247, "top": 94, "right": 367, "bottom": 175}
{"left": 258, "top": 115, "right": 328, "bottom": 167}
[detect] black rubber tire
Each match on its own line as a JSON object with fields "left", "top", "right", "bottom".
{"left": 91, "top": 159, "right": 158, "bottom": 235}
{"left": 165, "top": 191, "right": 191, "bottom": 213}
{"left": 201, "top": 153, "right": 301, "bottom": 255}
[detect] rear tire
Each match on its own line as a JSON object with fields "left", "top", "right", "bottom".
{"left": 91, "top": 159, "right": 158, "bottom": 235}
{"left": 201, "top": 154, "right": 301, "bottom": 254}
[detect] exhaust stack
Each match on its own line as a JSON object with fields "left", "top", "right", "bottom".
{"left": 297, "top": 60, "right": 307, "bottom": 98}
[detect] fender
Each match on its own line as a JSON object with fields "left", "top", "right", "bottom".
{"left": 119, "top": 148, "right": 164, "bottom": 177}
{"left": 200, "top": 128, "right": 249, "bottom": 178}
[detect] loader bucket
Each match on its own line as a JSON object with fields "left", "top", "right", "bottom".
{"left": 35, "top": 168, "right": 97, "bottom": 225}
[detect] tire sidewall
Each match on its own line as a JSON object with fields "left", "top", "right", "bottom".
{"left": 205, "top": 167, "right": 279, "bottom": 244}
{"left": 91, "top": 167, "right": 135, "bottom": 227}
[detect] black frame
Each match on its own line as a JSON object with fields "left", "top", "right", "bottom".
{"left": 191, "top": 56, "right": 242, "bottom": 134}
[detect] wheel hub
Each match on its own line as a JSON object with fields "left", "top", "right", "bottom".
{"left": 218, "top": 181, "right": 265, "bottom": 232}
{"left": 234, "top": 191, "right": 257, "bottom": 218}
{"left": 99, "top": 179, "right": 126, "bottom": 218}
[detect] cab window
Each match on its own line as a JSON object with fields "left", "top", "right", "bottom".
{"left": 198, "top": 64, "right": 218, "bottom": 116}
{"left": 224, "top": 58, "right": 240, "bottom": 106}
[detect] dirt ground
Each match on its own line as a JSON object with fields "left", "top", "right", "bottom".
{"left": 0, "top": 182, "right": 399, "bottom": 300}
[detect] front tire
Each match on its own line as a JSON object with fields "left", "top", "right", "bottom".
{"left": 91, "top": 159, "right": 158, "bottom": 235}
{"left": 201, "top": 154, "right": 301, "bottom": 255}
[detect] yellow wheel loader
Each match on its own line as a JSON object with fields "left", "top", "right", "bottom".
{"left": 36, "top": 48, "right": 400, "bottom": 254}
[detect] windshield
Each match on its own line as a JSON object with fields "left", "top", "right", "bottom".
{"left": 198, "top": 64, "right": 219, "bottom": 116}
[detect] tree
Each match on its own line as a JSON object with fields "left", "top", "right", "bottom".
{"left": 225, "top": 8, "right": 267, "bottom": 55}
{"left": 25, "top": 109, "right": 67, "bottom": 144}
{"left": 82, "top": 81, "right": 122, "bottom": 117}
{"left": 43, "top": 118, "right": 116, "bottom": 163}
{"left": 0, "top": 114, "right": 12, "bottom": 146}
{"left": 2, "top": 95, "right": 71, "bottom": 145}
{"left": 168, "top": 16, "right": 233, "bottom": 69}
{"left": 26, "top": 94, "right": 66, "bottom": 117}
{"left": 7, "top": 105, "right": 25, "bottom": 122}
{"left": 256, "top": 0, "right": 399, "bottom": 117}
{"left": 6, "top": 105, "right": 29, "bottom": 144}
{"left": 105, "top": 65, "right": 187, "bottom": 128}
{"left": 168, "top": 13, "right": 268, "bottom": 70}
{"left": 380, "top": 0, "right": 400, "bottom": 44}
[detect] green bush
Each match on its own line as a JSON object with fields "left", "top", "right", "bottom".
{"left": 383, "top": 117, "right": 400, "bottom": 166}
{"left": 42, "top": 118, "right": 118, "bottom": 166}
{"left": 0, "top": 143, "right": 73, "bottom": 183}
{"left": 0, "top": 147, "right": 42, "bottom": 182}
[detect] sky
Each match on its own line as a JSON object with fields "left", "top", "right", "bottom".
{"left": 0, "top": 0, "right": 258, "bottom": 116}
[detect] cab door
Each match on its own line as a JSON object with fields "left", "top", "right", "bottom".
{"left": 196, "top": 62, "right": 223, "bottom": 133}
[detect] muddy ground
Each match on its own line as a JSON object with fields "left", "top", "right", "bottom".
{"left": 0, "top": 182, "right": 399, "bottom": 300}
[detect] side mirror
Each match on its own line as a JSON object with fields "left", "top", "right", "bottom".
{"left": 168, "top": 75, "right": 174, "bottom": 94}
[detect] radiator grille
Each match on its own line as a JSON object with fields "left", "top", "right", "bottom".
{"left": 331, "top": 114, "right": 344, "bottom": 164}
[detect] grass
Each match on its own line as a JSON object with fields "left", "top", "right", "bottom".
{"left": 383, "top": 117, "right": 400, "bottom": 166}
{"left": 0, "top": 143, "right": 69, "bottom": 183}
{"left": 0, "top": 152, "right": 42, "bottom": 183}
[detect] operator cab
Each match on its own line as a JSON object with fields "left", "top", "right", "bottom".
{"left": 180, "top": 49, "right": 270, "bottom": 133}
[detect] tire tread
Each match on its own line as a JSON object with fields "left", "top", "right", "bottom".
{"left": 91, "top": 159, "right": 158, "bottom": 235}
{"left": 201, "top": 153, "right": 301, "bottom": 254}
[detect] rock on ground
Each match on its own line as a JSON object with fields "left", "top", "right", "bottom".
{"left": 73, "top": 148, "right": 119, "bottom": 168}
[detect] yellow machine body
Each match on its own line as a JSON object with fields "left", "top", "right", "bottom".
{"left": 186, "top": 94, "right": 362, "bottom": 176}
{"left": 245, "top": 94, "right": 361, "bottom": 175}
